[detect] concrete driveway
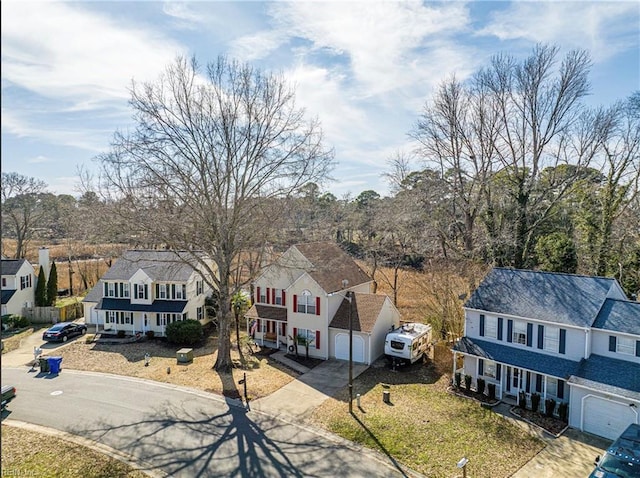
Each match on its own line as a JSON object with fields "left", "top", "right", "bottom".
{"left": 251, "top": 357, "right": 369, "bottom": 420}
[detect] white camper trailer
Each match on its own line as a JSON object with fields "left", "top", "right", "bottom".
{"left": 384, "top": 322, "right": 432, "bottom": 366}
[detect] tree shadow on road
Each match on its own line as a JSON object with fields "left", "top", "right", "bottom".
{"left": 69, "top": 385, "right": 367, "bottom": 477}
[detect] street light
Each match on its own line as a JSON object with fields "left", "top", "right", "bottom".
{"left": 329, "top": 279, "right": 354, "bottom": 414}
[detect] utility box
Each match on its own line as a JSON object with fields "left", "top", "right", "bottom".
{"left": 176, "top": 348, "right": 193, "bottom": 364}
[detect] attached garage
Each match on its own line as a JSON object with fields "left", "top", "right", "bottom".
{"left": 583, "top": 395, "right": 638, "bottom": 440}
{"left": 335, "top": 333, "right": 365, "bottom": 363}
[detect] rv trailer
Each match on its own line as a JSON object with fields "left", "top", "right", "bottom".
{"left": 384, "top": 322, "right": 432, "bottom": 366}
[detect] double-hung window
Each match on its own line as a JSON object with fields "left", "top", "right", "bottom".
{"left": 20, "top": 275, "right": 32, "bottom": 290}
{"left": 274, "top": 289, "right": 283, "bottom": 305}
{"left": 158, "top": 284, "right": 168, "bottom": 300}
{"left": 197, "top": 306, "right": 204, "bottom": 320}
{"left": 297, "top": 291, "right": 316, "bottom": 315}
{"left": 485, "top": 316, "right": 497, "bottom": 339}
{"left": 484, "top": 361, "right": 497, "bottom": 379}
{"left": 544, "top": 326, "right": 559, "bottom": 353}
{"left": 174, "top": 284, "right": 185, "bottom": 300}
{"left": 547, "top": 378, "right": 558, "bottom": 397}
{"left": 196, "top": 280, "right": 203, "bottom": 296}
{"left": 617, "top": 336, "right": 635, "bottom": 355}
{"left": 513, "top": 321, "right": 527, "bottom": 345}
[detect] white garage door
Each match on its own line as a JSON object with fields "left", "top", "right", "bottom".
{"left": 583, "top": 396, "right": 637, "bottom": 440}
{"left": 335, "top": 334, "right": 365, "bottom": 363}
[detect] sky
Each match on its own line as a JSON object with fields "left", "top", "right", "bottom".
{"left": 2, "top": 1, "right": 639, "bottom": 199}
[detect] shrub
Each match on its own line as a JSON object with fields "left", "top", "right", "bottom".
{"left": 518, "top": 391, "right": 527, "bottom": 409}
{"left": 145, "top": 330, "right": 155, "bottom": 340}
{"left": 558, "top": 402, "right": 569, "bottom": 422}
{"left": 10, "top": 316, "right": 30, "bottom": 329}
{"left": 487, "top": 383, "right": 496, "bottom": 400}
{"left": 477, "top": 377, "right": 486, "bottom": 395}
{"left": 454, "top": 372, "right": 462, "bottom": 388}
{"left": 85, "top": 334, "right": 95, "bottom": 344}
{"left": 464, "top": 374, "right": 472, "bottom": 393}
{"left": 117, "top": 330, "right": 126, "bottom": 338}
{"left": 545, "top": 398, "right": 556, "bottom": 417}
{"left": 531, "top": 392, "right": 541, "bottom": 413}
{"left": 166, "top": 319, "right": 204, "bottom": 345}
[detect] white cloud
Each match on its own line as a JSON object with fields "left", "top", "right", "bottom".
{"left": 27, "top": 155, "right": 50, "bottom": 164}
{"left": 1, "top": 2, "right": 185, "bottom": 107}
{"left": 480, "top": 2, "right": 639, "bottom": 62}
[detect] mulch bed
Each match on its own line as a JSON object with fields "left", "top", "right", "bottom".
{"left": 510, "top": 407, "right": 568, "bottom": 436}
{"left": 284, "top": 353, "right": 324, "bottom": 369}
{"left": 449, "top": 386, "right": 500, "bottom": 406}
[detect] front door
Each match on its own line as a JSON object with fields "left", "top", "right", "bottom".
{"left": 507, "top": 366, "right": 523, "bottom": 395}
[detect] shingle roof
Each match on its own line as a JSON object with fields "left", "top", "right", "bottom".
{"left": 568, "top": 354, "right": 640, "bottom": 401}
{"left": 245, "top": 304, "right": 288, "bottom": 322}
{"left": 1, "top": 289, "right": 16, "bottom": 305}
{"left": 101, "top": 250, "right": 201, "bottom": 282}
{"left": 465, "top": 268, "right": 618, "bottom": 327}
{"left": 329, "top": 293, "right": 387, "bottom": 334}
{"left": 83, "top": 283, "right": 102, "bottom": 303}
{"left": 592, "top": 299, "right": 640, "bottom": 336}
{"left": 95, "top": 298, "right": 187, "bottom": 314}
{"left": 452, "top": 337, "right": 581, "bottom": 379}
{"left": 1, "top": 259, "right": 29, "bottom": 276}
{"left": 293, "top": 242, "right": 372, "bottom": 294}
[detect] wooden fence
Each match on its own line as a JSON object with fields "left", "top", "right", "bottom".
{"left": 24, "top": 303, "right": 83, "bottom": 324}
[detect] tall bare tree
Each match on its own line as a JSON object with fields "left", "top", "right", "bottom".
{"left": 97, "top": 56, "right": 333, "bottom": 373}
{"left": 1, "top": 172, "right": 48, "bottom": 258}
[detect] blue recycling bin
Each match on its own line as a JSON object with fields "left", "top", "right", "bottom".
{"left": 47, "top": 356, "right": 63, "bottom": 374}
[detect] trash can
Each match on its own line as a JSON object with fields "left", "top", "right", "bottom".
{"left": 39, "top": 357, "right": 50, "bottom": 373}
{"left": 47, "top": 356, "right": 63, "bottom": 374}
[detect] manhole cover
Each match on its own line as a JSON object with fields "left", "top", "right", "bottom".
{"left": 50, "top": 391, "right": 63, "bottom": 396}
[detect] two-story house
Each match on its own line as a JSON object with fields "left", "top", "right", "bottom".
{"left": 245, "top": 242, "right": 401, "bottom": 365}
{"left": 452, "top": 267, "right": 640, "bottom": 440}
{"left": 82, "top": 250, "right": 213, "bottom": 336}
{"left": 1, "top": 258, "right": 35, "bottom": 316}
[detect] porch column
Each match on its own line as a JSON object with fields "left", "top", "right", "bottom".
{"left": 452, "top": 351, "right": 457, "bottom": 378}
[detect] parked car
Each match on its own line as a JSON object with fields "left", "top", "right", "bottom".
{"left": 1, "top": 385, "right": 16, "bottom": 410}
{"left": 42, "top": 322, "right": 87, "bottom": 342}
{"left": 590, "top": 423, "right": 640, "bottom": 478}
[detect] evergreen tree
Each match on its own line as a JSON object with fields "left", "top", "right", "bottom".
{"left": 35, "top": 266, "right": 47, "bottom": 306}
{"left": 47, "top": 262, "right": 58, "bottom": 306}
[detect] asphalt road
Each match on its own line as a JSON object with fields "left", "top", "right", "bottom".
{"left": 1, "top": 367, "right": 416, "bottom": 478}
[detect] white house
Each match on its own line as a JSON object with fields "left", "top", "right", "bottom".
{"left": 453, "top": 267, "right": 640, "bottom": 440}
{"left": 82, "top": 250, "right": 214, "bottom": 336}
{"left": 245, "top": 241, "right": 401, "bottom": 365}
{"left": 1, "top": 258, "right": 35, "bottom": 316}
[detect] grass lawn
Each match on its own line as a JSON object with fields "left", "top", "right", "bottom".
{"left": 1, "top": 425, "right": 149, "bottom": 478}
{"left": 309, "top": 361, "right": 545, "bottom": 478}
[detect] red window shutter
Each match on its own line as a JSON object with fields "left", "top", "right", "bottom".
{"left": 272, "top": 288, "right": 276, "bottom": 304}
{"left": 293, "top": 295, "right": 297, "bottom": 312}
{"left": 316, "top": 297, "right": 320, "bottom": 315}
{"left": 257, "top": 287, "right": 261, "bottom": 304}
{"left": 293, "top": 327, "right": 297, "bottom": 339}
{"left": 316, "top": 330, "right": 320, "bottom": 349}
{"left": 282, "top": 291, "right": 286, "bottom": 306}
{"left": 266, "top": 288, "right": 270, "bottom": 304}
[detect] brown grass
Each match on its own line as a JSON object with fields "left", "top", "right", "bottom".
{"left": 55, "top": 334, "right": 297, "bottom": 401}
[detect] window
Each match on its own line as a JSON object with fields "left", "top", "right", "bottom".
{"left": 297, "top": 291, "right": 316, "bottom": 314}
{"left": 20, "top": 274, "right": 32, "bottom": 290}
{"left": 135, "top": 284, "right": 148, "bottom": 300}
{"left": 513, "top": 321, "right": 527, "bottom": 345}
{"left": 174, "top": 284, "right": 185, "bottom": 300}
{"left": 544, "top": 326, "right": 559, "bottom": 353}
{"left": 196, "top": 280, "right": 203, "bottom": 296}
{"left": 484, "top": 361, "right": 497, "bottom": 379}
{"left": 296, "top": 328, "right": 316, "bottom": 346}
{"left": 547, "top": 378, "right": 558, "bottom": 397}
{"left": 485, "top": 316, "right": 497, "bottom": 339}
{"left": 197, "top": 306, "right": 204, "bottom": 320}
{"left": 259, "top": 288, "right": 267, "bottom": 303}
{"left": 274, "top": 289, "right": 283, "bottom": 305}
{"left": 107, "top": 283, "right": 116, "bottom": 297}
{"left": 1, "top": 278, "right": 6, "bottom": 287}
{"left": 618, "top": 336, "right": 635, "bottom": 355}
{"left": 122, "top": 283, "right": 130, "bottom": 298}
{"left": 158, "top": 284, "right": 168, "bottom": 299}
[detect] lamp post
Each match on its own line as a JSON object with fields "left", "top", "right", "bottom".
{"left": 347, "top": 288, "right": 353, "bottom": 414}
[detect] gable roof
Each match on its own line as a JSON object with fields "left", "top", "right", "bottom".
{"left": 1, "top": 259, "right": 30, "bottom": 276}
{"left": 452, "top": 336, "right": 581, "bottom": 380}
{"left": 329, "top": 293, "right": 387, "bottom": 334}
{"left": 1, "top": 289, "right": 16, "bottom": 305}
{"left": 245, "top": 304, "right": 288, "bottom": 322}
{"left": 293, "top": 242, "right": 371, "bottom": 294}
{"left": 101, "top": 250, "right": 201, "bottom": 282}
{"left": 592, "top": 299, "right": 640, "bottom": 336}
{"left": 568, "top": 354, "right": 640, "bottom": 401}
{"left": 465, "top": 268, "right": 620, "bottom": 327}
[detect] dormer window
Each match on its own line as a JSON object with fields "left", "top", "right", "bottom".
{"left": 134, "top": 283, "right": 148, "bottom": 300}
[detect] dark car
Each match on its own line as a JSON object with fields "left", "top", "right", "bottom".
{"left": 42, "top": 322, "right": 87, "bottom": 342}
{"left": 1, "top": 385, "right": 16, "bottom": 410}
{"left": 590, "top": 424, "right": 640, "bottom": 478}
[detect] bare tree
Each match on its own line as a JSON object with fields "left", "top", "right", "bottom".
{"left": 96, "top": 55, "right": 333, "bottom": 373}
{"left": 1, "top": 172, "right": 48, "bottom": 258}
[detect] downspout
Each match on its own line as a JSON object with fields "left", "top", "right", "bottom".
{"left": 584, "top": 329, "right": 590, "bottom": 359}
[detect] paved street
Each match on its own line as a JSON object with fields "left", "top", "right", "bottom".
{"left": 1, "top": 367, "right": 418, "bottom": 478}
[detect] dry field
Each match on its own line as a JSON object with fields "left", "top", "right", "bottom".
{"left": 54, "top": 333, "right": 298, "bottom": 401}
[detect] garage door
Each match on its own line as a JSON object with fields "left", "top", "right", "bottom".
{"left": 335, "top": 334, "right": 365, "bottom": 363}
{"left": 583, "top": 396, "right": 637, "bottom": 440}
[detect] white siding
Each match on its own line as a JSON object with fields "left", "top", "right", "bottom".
{"left": 591, "top": 329, "right": 640, "bottom": 364}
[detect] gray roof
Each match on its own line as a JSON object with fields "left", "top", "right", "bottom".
{"left": 465, "top": 268, "right": 618, "bottom": 327}
{"left": 83, "top": 283, "right": 102, "bottom": 303}
{"left": 96, "top": 298, "right": 187, "bottom": 314}
{"left": 1, "top": 289, "right": 16, "bottom": 305}
{"left": 1, "top": 259, "right": 29, "bottom": 276}
{"left": 452, "top": 337, "right": 581, "bottom": 380}
{"left": 101, "top": 250, "right": 201, "bottom": 282}
{"left": 592, "top": 299, "right": 640, "bottom": 336}
{"left": 568, "top": 354, "right": 640, "bottom": 401}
